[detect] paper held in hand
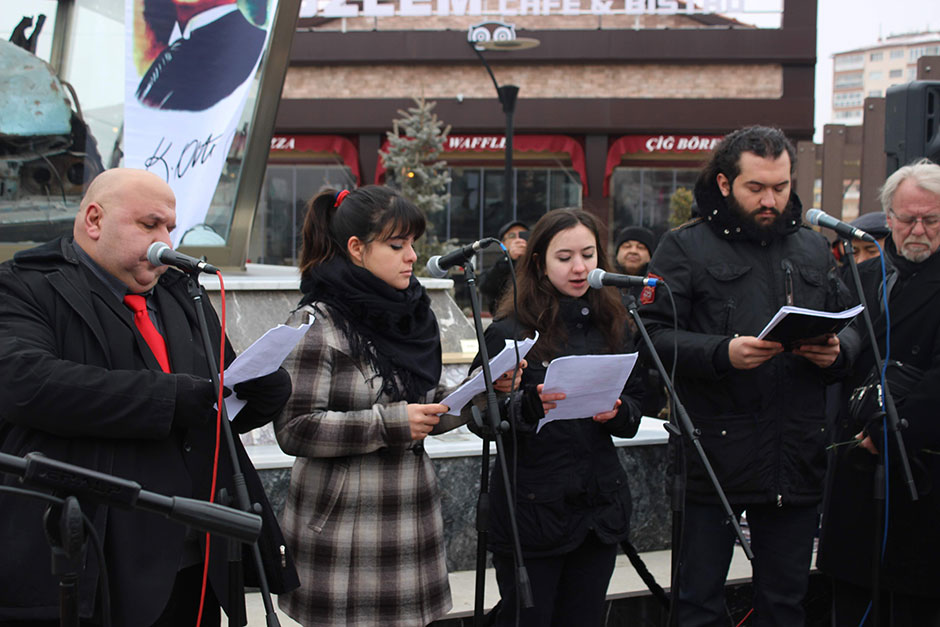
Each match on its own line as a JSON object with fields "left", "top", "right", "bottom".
{"left": 221, "top": 318, "right": 314, "bottom": 420}
{"left": 755, "top": 304, "right": 864, "bottom": 348}
{"left": 538, "top": 353, "right": 639, "bottom": 433}
{"left": 439, "top": 331, "right": 539, "bottom": 417}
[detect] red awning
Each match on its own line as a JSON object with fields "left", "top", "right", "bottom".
{"left": 375, "top": 134, "right": 588, "bottom": 196}
{"left": 603, "top": 134, "right": 723, "bottom": 197}
{"left": 270, "top": 134, "right": 361, "bottom": 184}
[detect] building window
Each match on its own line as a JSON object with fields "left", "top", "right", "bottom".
{"left": 835, "top": 54, "right": 864, "bottom": 70}
{"left": 834, "top": 110, "right": 863, "bottom": 120}
{"left": 869, "top": 89, "right": 882, "bottom": 97}
{"left": 909, "top": 68, "right": 917, "bottom": 80}
{"left": 890, "top": 48, "right": 904, "bottom": 59}
{"left": 253, "top": 164, "right": 354, "bottom": 265}
{"left": 870, "top": 51, "right": 883, "bottom": 62}
{"left": 834, "top": 91, "right": 864, "bottom": 108}
{"left": 869, "top": 70, "right": 883, "bottom": 81}
{"left": 610, "top": 167, "right": 699, "bottom": 242}
{"left": 889, "top": 69, "right": 903, "bottom": 78}
{"left": 834, "top": 72, "right": 864, "bottom": 88}
{"left": 439, "top": 167, "right": 581, "bottom": 246}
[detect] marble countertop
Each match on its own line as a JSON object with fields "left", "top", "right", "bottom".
{"left": 247, "top": 417, "right": 669, "bottom": 469}
{"left": 198, "top": 263, "right": 454, "bottom": 291}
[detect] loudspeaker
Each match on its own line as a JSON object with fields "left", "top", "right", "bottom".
{"left": 885, "top": 80, "right": 940, "bottom": 175}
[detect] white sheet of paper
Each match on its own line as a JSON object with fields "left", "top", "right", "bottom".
{"left": 439, "top": 331, "right": 539, "bottom": 416}
{"left": 221, "top": 319, "right": 313, "bottom": 420}
{"left": 537, "top": 353, "right": 638, "bottom": 432}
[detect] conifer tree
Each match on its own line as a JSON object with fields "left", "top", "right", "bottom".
{"left": 381, "top": 97, "right": 452, "bottom": 217}
{"left": 381, "top": 98, "right": 454, "bottom": 274}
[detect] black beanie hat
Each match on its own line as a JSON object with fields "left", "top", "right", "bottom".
{"left": 615, "top": 226, "right": 656, "bottom": 255}
{"left": 497, "top": 220, "right": 529, "bottom": 240}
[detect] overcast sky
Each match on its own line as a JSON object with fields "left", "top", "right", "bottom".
{"left": 2, "top": 0, "right": 939, "bottom": 143}
{"left": 814, "top": 0, "right": 939, "bottom": 141}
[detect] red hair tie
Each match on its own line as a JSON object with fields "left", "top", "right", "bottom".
{"left": 334, "top": 189, "right": 350, "bottom": 207}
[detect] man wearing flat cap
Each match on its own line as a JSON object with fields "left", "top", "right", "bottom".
{"left": 480, "top": 220, "right": 528, "bottom": 315}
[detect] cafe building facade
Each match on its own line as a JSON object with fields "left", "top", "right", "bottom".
{"left": 249, "top": 1, "right": 817, "bottom": 266}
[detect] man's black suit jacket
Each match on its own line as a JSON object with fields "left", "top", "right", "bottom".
{"left": 0, "top": 237, "right": 298, "bottom": 624}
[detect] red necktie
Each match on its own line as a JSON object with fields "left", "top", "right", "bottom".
{"left": 123, "top": 294, "right": 171, "bottom": 373}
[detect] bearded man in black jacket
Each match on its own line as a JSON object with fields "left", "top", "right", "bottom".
{"left": 640, "top": 126, "right": 850, "bottom": 626}
{"left": 0, "top": 169, "right": 298, "bottom": 626}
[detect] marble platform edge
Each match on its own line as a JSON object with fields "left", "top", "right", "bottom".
{"left": 198, "top": 263, "right": 454, "bottom": 291}
{"left": 247, "top": 417, "right": 669, "bottom": 469}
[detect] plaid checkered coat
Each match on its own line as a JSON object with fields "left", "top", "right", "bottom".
{"left": 275, "top": 305, "right": 462, "bottom": 626}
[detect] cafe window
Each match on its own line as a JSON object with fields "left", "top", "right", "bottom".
{"left": 610, "top": 167, "right": 699, "bottom": 244}
{"left": 251, "top": 164, "right": 354, "bottom": 265}
{"left": 436, "top": 167, "right": 581, "bottom": 245}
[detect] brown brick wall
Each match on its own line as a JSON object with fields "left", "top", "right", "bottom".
{"left": 283, "top": 63, "right": 782, "bottom": 99}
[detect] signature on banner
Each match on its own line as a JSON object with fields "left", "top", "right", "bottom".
{"left": 144, "top": 133, "right": 226, "bottom": 182}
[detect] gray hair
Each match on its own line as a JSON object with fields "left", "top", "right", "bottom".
{"left": 880, "top": 158, "right": 940, "bottom": 212}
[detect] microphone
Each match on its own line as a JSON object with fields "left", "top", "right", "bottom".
{"left": 805, "top": 209, "right": 876, "bottom": 243}
{"left": 147, "top": 242, "right": 221, "bottom": 275}
{"left": 587, "top": 268, "right": 660, "bottom": 289}
{"left": 426, "top": 238, "right": 497, "bottom": 278}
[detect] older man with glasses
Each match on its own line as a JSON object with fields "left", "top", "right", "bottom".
{"left": 818, "top": 158, "right": 940, "bottom": 626}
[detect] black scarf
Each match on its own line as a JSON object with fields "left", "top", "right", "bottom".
{"left": 299, "top": 257, "right": 442, "bottom": 402}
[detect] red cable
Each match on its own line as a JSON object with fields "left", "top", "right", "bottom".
{"left": 735, "top": 608, "right": 754, "bottom": 627}
{"left": 196, "top": 272, "right": 227, "bottom": 627}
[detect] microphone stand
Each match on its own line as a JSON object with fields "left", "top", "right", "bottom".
{"left": 623, "top": 292, "right": 753, "bottom": 626}
{"left": 0, "top": 450, "right": 263, "bottom": 627}
{"left": 840, "top": 239, "right": 918, "bottom": 626}
{"left": 185, "top": 275, "right": 281, "bottom": 627}
{"left": 463, "top": 264, "right": 533, "bottom": 626}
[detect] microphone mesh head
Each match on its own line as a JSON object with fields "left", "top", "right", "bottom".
{"left": 805, "top": 208, "right": 824, "bottom": 225}
{"left": 147, "top": 242, "right": 170, "bottom": 267}
{"left": 426, "top": 256, "right": 445, "bottom": 279}
{"left": 587, "top": 268, "right": 605, "bottom": 289}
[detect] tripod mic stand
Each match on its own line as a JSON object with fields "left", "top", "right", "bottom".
{"left": 0, "top": 450, "right": 262, "bottom": 627}
{"left": 463, "top": 264, "right": 533, "bottom": 627}
{"left": 185, "top": 274, "right": 281, "bottom": 627}
{"left": 840, "top": 239, "right": 918, "bottom": 627}
{"left": 623, "top": 292, "right": 753, "bottom": 626}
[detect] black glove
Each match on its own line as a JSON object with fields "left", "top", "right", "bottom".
{"left": 173, "top": 374, "right": 218, "bottom": 429}
{"left": 231, "top": 367, "right": 292, "bottom": 433}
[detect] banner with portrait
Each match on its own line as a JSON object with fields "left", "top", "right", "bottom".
{"left": 124, "top": 0, "right": 274, "bottom": 246}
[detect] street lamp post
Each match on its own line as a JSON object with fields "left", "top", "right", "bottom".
{"left": 465, "top": 24, "right": 539, "bottom": 627}
{"left": 467, "top": 22, "right": 539, "bottom": 221}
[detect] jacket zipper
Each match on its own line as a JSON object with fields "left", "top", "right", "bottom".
{"left": 781, "top": 259, "right": 795, "bottom": 306}
{"left": 722, "top": 297, "right": 736, "bottom": 335}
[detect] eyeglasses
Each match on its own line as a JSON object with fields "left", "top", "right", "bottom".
{"left": 889, "top": 209, "right": 940, "bottom": 230}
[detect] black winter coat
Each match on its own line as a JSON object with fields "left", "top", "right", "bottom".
{"left": 472, "top": 298, "right": 644, "bottom": 558}
{"left": 640, "top": 184, "right": 850, "bottom": 506}
{"left": 817, "top": 240, "right": 940, "bottom": 598}
{"left": 0, "top": 238, "right": 298, "bottom": 624}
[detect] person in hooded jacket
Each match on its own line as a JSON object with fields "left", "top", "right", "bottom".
{"left": 639, "top": 126, "right": 852, "bottom": 627}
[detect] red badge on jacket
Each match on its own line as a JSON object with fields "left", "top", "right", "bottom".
{"left": 640, "top": 273, "right": 662, "bottom": 305}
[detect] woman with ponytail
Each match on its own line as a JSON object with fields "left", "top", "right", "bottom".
{"left": 274, "top": 185, "right": 515, "bottom": 626}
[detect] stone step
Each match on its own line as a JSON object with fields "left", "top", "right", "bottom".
{"left": 245, "top": 546, "right": 756, "bottom": 624}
